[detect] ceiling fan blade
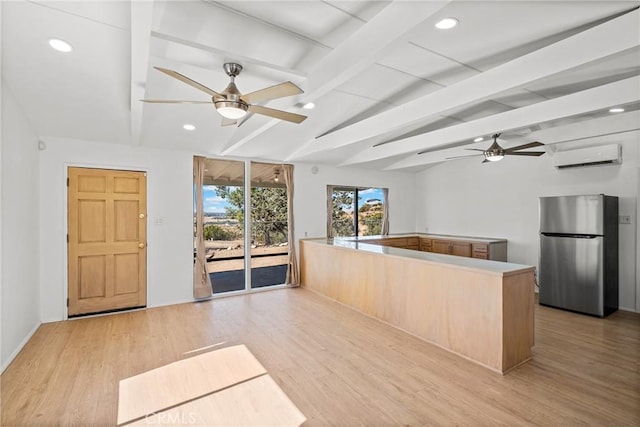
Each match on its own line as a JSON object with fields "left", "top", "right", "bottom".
{"left": 140, "top": 99, "right": 211, "bottom": 104}
{"left": 155, "top": 67, "right": 223, "bottom": 98}
{"left": 248, "top": 105, "right": 307, "bottom": 124}
{"left": 464, "top": 148, "right": 486, "bottom": 152}
{"left": 506, "top": 151, "right": 546, "bottom": 156}
{"left": 445, "top": 154, "right": 483, "bottom": 160}
{"left": 482, "top": 159, "right": 490, "bottom": 163}
{"left": 237, "top": 113, "right": 254, "bottom": 127}
{"left": 221, "top": 117, "right": 237, "bottom": 127}
{"left": 504, "top": 141, "right": 544, "bottom": 152}
{"left": 241, "top": 81, "right": 303, "bottom": 104}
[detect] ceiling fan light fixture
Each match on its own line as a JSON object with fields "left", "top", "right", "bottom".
{"left": 215, "top": 100, "right": 248, "bottom": 120}
{"left": 485, "top": 153, "right": 504, "bottom": 162}
{"left": 274, "top": 168, "right": 280, "bottom": 182}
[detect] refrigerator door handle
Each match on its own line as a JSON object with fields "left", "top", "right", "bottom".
{"left": 541, "top": 233, "right": 599, "bottom": 239}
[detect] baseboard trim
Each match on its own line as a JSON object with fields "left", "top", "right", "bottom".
{"left": 1, "top": 322, "right": 41, "bottom": 374}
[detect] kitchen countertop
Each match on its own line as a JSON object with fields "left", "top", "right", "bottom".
{"left": 352, "top": 233, "right": 507, "bottom": 244}
{"left": 301, "top": 237, "right": 533, "bottom": 276}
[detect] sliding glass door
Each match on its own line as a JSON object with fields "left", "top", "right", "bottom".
{"left": 330, "top": 186, "right": 386, "bottom": 237}
{"left": 194, "top": 159, "right": 289, "bottom": 294}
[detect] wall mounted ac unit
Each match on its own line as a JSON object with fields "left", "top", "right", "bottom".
{"left": 552, "top": 144, "right": 622, "bottom": 169}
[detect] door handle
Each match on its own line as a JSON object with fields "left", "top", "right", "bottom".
{"left": 138, "top": 242, "right": 146, "bottom": 249}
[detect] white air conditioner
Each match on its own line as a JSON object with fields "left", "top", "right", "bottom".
{"left": 552, "top": 144, "right": 622, "bottom": 169}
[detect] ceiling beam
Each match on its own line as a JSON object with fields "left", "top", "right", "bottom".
{"left": 341, "top": 76, "right": 640, "bottom": 166}
{"left": 379, "top": 77, "right": 640, "bottom": 170}
{"left": 129, "top": 0, "right": 154, "bottom": 146}
{"left": 290, "top": 8, "right": 640, "bottom": 161}
{"left": 220, "top": 0, "right": 452, "bottom": 156}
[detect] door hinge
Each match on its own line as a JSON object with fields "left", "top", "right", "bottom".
{"left": 66, "top": 298, "right": 69, "bottom": 307}
{"left": 67, "top": 177, "right": 69, "bottom": 187}
{"left": 66, "top": 234, "right": 69, "bottom": 243}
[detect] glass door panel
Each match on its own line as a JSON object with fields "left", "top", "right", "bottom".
{"left": 198, "top": 159, "right": 246, "bottom": 294}
{"left": 330, "top": 187, "right": 385, "bottom": 237}
{"left": 250, "top": 162, "right": 288, "bottom": 288}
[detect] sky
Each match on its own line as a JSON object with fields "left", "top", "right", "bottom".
{"left": 203, "top": 186, "right": 235, "bottom": 213}
{"left": 201, "top": 186, "right": 385, "bottom": 214}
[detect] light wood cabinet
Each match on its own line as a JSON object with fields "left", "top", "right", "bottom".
{"left": 451, "top": 241, "right": 472, "bottom": 257}
{"left": 419, "top": 238, "right": 432, "bottom": 252}
{"left": 363, "top": 234, "right": 507, "bottom": 262}
{"left": 432, "top": 239, "right": 450, "bottom": 254}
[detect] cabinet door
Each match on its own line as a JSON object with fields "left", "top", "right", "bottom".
{"left": 451, "top": 241, "right": 472, "bottom": 257}
{"left": 432, "top": 240, "right": 450, "bottom": 254}
{"left": 420, "top": 238, "right": 432, "bottom": 252}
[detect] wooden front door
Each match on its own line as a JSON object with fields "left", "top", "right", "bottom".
{"left": 67, "top": 167, "right": 147, "bottom": 316}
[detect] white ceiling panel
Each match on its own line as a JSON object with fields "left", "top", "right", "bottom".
{"left": 325, "top": 1, "right": 391, "bottom": 22}
{"left": 376, "top": 41, "right": 478, "bottom": 87}
{"left": 2, "top": 0, "right": 131, "bottom": 143}
{"left": 3, "top": 0, "right": 639, "bottom": 171}
{"left": 31, "top": 0, "right": 131, "bottom": 30}
{"left": 409, "top": 1, "right": 638, "bottom": 70}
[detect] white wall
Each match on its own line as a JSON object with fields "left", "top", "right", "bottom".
{"left": 1, "top": 82, "right": 41, "bottom": 371}
{"left": 38, "top": 138, "right": 195, "bottom": 322}
{"left": 415, "top": 132, "right": 639, "bottom": 312}
{"left": 293, "top": 162, "right": 416, "bottom": 240}
{"left": 37, "top": 140, "right": 416, "bottom": 322}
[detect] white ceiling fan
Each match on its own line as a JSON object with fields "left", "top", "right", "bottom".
{"left": 141, "top": 63, "right": 307, "bottom": 126}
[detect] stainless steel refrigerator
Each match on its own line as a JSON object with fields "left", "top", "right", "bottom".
{"left": 539, "top": 194, "right": 618, "bottom": 317}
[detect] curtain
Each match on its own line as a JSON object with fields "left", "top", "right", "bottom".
{"left": 326, "top": 185, "right": 334, "bottom": 238}
{"left": 193, "top": 156, "right": 213, "bottom": 299}
{"left": 381, "top": 188, "right": 390, "bottom": 236}
{"left": 283, "top": 164, "right": 299, "bottom": 286}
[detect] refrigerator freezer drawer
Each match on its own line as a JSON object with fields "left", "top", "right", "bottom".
{"left": 539, "top": 234, "right": 604, "bottom": 316}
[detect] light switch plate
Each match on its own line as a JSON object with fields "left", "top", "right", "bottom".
{"left": 619, "top": 215, "right": 631, "bottom": 224}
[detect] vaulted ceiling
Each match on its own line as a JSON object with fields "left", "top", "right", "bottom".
{"left": 3, "top": 1, "right": 639, "bottom": 171}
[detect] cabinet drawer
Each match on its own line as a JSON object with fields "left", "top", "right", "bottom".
{"left": 472, "top": 251, "right": 489, "bottom": 260}
{"left": 407, "top": 237, "right": 419, "bottom": 246}
{"left": 472, "top": 243, "right": 488, "bottom": 253}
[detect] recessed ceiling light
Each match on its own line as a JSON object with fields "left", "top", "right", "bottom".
{"left": 435, "top": 18, "right": 459, "bottom": 30}
{"left": 48, "top": 38, "right": 73, "bottom": 53}
{"left": 302, "top": 102, "right": 315, "bottom": 110}
{"left": 474, "top": 137, "right": 484, "bottom": 142}
{"left": 609, "top": 107, "right": 625, "bottom": 113}
{"left": 183, "top": 124, "right": 196, "bottom": 131}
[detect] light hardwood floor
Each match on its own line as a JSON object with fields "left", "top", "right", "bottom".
{"left": 1, "top": 288, "right": 639, "bottom": 426}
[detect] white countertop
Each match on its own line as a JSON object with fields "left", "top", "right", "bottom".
{"left": 301, "top": 238, "right": 534, "bottom": 276}
{"left": 353, "top": 233, "right": 507, "bottom": 244}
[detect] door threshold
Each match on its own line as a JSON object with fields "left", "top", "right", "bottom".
{"left": 68, "top": 305, "right": 146, "bottom": 319}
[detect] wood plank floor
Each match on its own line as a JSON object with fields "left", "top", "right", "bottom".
{"left": 1, "top": 288, "right": 639, "bottom": 426}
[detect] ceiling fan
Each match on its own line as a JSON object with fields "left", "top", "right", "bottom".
{"left": 141, "top": 63, "right": 307, "bottom": 126}
{"left": 446, "top": 133, "right": 545, "bottom": 163}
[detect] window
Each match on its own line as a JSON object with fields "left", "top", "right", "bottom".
{"left": 328, "top": 186, "right": 388, "bottom": 237}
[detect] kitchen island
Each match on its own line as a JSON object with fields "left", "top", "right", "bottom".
{"left": 299, "top": 237, "right": 535, "bottom": 374}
